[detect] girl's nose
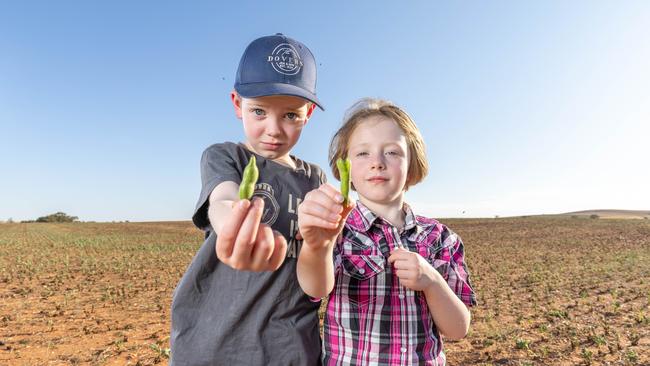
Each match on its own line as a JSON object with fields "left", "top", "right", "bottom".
{"left": 370, "top": 155, "right": 386, "bottom": 170}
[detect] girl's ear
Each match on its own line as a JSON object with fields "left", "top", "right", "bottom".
{"left": 231, "top": 90, "right": 243, "bottom": 119}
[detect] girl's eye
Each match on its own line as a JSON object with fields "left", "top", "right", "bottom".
{"left": 355, "top": 151, "right": 368, "bottom": 157}
{"left": 386, "top": 151, "right": 399, "bottom": 156}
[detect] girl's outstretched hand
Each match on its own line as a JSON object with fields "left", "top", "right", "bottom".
{"left": 388, "top": 247, "right": 442, "bottom": 291}
{"left": 297, "top": 183, "right": 355, "bottom": 250}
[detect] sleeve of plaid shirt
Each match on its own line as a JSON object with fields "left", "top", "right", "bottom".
{"left": 434, "top": 228, "right": 478, "bottom": 307}
{"left": 332, "top": 234, "right": 343, "bottom": 273}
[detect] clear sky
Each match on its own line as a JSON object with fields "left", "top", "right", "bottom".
{"left": 1, "top": 1, "right": 648, "bottom": 222}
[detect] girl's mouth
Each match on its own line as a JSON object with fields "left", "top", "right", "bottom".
{"left": 368, "top": 177, "right": 388, "bottom": 183}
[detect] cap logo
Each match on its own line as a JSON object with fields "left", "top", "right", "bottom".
{"left": 267, "top": 43, "right": 303, "bottom": 75}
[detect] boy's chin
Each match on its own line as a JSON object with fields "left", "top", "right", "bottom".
{"left": 244, "top": 143, "right": 285, "bottom": 158}
{"left": 254, "top": 149, "right": 291, "bottom": 161}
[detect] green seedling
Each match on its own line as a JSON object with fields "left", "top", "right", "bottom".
{"left": 238, "top": 155, "right": 259, "bottom": 200}
{"left": 336, "top": 157, "right": 351, "bottom": 206}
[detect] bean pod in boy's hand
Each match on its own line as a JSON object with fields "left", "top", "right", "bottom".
{"left": 336, "top": 157, "right": 351, "bottom": 206}
{"left": 239, "top": 155, "right": 259, "bottom": 200}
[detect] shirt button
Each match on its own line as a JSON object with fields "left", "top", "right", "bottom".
{"left": 400, "top": 347, "right": 407, "bottom": 353}
{"left": 358, "top": 268, "right": 365, "bottom": 274}
{"left": 398, "top": 294, "right": 405, "bottom": 299}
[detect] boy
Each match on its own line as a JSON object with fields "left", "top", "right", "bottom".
{"left": 170, "top": 33, "right": 326, "bottom": 366}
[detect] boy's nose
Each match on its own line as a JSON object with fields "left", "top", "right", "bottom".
{"left": 265, "top": 117, "right": 282, "bottom": 137}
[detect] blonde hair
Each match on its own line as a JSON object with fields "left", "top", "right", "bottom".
{"left": 329, "top": 98, "right": 428, "bottom": 190}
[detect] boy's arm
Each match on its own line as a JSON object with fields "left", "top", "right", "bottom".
{"left": 208, "top": 181, "right": 288, "bottom": 272}
{"left": 296, "top": 184, "right": 354, "bottom": 298}
{"left": 207, "top": 181, "right": 239, "bottom": 234}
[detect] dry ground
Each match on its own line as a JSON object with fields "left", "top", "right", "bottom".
{"left": 1, "top": 218, "right": 648, "bottom": 365}
{"left": 557, "top": 210, "right": 650, "bottom": 220}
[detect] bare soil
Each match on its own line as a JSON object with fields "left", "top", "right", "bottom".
{"left": 1, "top": 217, "right": 648, "bottom": 365}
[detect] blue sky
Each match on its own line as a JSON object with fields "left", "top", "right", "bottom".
{"left": 1, "top": 1, "right": 648, "bottom": 222}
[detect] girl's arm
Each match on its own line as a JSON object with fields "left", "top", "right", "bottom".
{"left": 297, "top": 240, "right": 336, "bottom": 298}
{"left": 296, "top": 184, "right": 354, "bottom": 298}
{"left": 422, "top": 272, "right": 471, "bottom": 340}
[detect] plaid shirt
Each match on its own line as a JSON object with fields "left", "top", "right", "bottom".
{"left": 323, "top": 202, "right": 477, "bottom": 366}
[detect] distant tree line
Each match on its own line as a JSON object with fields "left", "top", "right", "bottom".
{"left": 19, "top": 212, "right": 79, "bottom": 223}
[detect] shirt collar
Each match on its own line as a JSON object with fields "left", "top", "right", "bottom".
{"left": 346, "top": 200, "right": 421, "bottom": 234}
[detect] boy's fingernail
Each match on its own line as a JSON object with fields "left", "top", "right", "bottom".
{"left": 335, "top": 194, "right": 344, "bottom": 203}
{"left": 238, "top": 200, "right": 247, "bottom": 209}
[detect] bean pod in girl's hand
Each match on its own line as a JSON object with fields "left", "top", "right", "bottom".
{"left": 336, "top": 157, "right": 351, "bottom": 206}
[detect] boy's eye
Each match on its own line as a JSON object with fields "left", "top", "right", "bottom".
{"left": 286, "top": 112, "right": 297, "bottom": 120}
{"left": 252, "top": 108, "right": 265, "bottom": 116}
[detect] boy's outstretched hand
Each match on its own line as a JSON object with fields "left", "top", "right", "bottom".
{"left": 216, "top": 198, "right": 287, "bottom": 271}
{"left": 388, "top": 247, "right": 442, "bottom": 291}
{"left": 297, "top": 183, "right": 355, "bottom": 250}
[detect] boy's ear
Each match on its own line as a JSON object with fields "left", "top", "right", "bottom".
{"left": 305, "top": 103, "right": 317, "bottom": 122}
{"left": 231, "top": 90, "right": 243, "bottom": 119}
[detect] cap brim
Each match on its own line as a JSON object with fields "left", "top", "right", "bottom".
{"left": 235, "top": 83, "right": 324, "bottom": 111}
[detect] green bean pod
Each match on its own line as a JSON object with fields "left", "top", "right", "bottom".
{"left": 238, "top": 155, "right": 259, "bottom": 200}
{"left": 336, "top": 157, "right": 351, "bottom": 206}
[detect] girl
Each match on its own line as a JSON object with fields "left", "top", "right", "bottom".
{"left": 297, "top": 98, "right": 477, "bottom": 365}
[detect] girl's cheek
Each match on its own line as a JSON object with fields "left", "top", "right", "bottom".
{"left": 351, "top": 163, "right": 364, "bottom": 179}
{"left": 349, "top": 169, "right": 362, "bottom": 186}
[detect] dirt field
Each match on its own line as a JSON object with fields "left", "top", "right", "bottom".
{"left": 1, "top": 218, "right": 648, "bottom": 365}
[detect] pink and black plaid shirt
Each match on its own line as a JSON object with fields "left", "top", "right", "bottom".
{"left": 323, "top": 202, "right": 477, "bottom": 366}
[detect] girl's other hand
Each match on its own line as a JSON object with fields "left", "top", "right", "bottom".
{"left": 388, "top": 247, "right": 442, "bottom": 291}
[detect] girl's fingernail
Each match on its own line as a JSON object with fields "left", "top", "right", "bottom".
{"left": 335, "top": 194, "right": 344, "bottom": 203}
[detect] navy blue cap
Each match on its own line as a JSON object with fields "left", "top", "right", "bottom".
{"left": 234, "top": 33, "right": 324, "bottom": 110}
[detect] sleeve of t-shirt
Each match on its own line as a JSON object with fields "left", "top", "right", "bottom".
{"left": 192, "top": 143, "right": 243, "bottom": 231}
{"left": 433, "top": 228, "right": 478, "bottom": 307}
{"left": 318, "top": 166, "right": 327, "bottom": 185}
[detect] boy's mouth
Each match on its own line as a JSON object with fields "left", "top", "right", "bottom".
{"left": 260, "top": 142, "right": 283, "bottom": 150}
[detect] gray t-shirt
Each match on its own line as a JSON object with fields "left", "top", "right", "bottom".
{"left": 170, "top": 142, "right": 325, "bottom": 366}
